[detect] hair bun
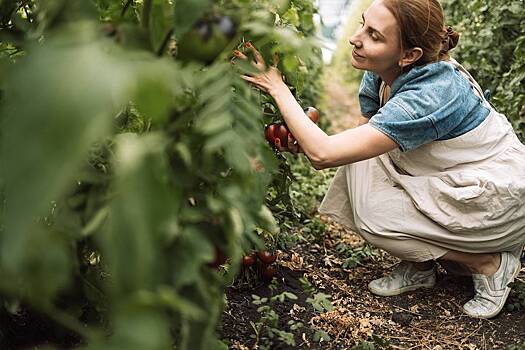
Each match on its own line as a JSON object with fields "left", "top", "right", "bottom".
{"left": 442, "top": 26, "right": 460, "bottom": 52}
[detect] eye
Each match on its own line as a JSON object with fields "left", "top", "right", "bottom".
{"left": 359, "top": 20, "right": 364, "bottom": 27}
{"left": 368, "top": 29, "right": 379, "bottom": 41}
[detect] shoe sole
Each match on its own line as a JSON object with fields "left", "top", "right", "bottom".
{"left": 463, "top": 256, "right": 521, "bottom": 319}
{"left": 368, "top": 282, "right": 436, "bottom": 297}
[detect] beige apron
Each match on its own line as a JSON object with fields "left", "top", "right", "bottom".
{"left": 319, "top": 61, "right": 525, "bottom": 262}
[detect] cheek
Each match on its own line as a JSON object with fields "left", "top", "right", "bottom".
{"left": 367, "top": 43, "right": 399, "bottom": 65}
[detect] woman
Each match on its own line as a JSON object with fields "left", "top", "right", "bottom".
{"left": 235, "top": 0, "right": 525, "bottom": 319}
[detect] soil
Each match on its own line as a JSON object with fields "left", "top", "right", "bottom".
{"left": 219, "top": 216, "right": 525, "bottom": 350}
{"left": 0, "top": 306, "right": 82, "bottom": 350}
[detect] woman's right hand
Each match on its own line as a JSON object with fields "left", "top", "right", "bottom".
{"left": 232, "top": 42, "right": 287, "bottom": 97}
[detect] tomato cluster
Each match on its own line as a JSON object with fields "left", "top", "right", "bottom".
{"left": 264, "top": 107, "right": 319, "bottom": 150}
{"left": 242, "top": 250, "right": 278, "bottom": 280}
{"left": 208, "top": 247, "right": 277, "bottom": 281}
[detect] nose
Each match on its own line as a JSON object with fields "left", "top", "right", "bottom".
{"left": 349, "top": 29, "right": 363, "bottom": 48}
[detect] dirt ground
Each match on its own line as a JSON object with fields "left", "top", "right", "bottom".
{"left": 219, "top": 216, "right": 525, "bottom": 349}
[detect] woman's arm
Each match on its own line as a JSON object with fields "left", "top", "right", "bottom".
{"left": 357, "top": 116, "right": 370, "bottom": 126}
{"left": 237, "top": 44, "right": 397, "bottom": 169}
{"left": 271, "top": 84, "right": 398, "bottom": 170}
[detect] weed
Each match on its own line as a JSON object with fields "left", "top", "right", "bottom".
{"left": 306, "top": 293, "right": 334, "bottom": 313}
{"left": 351, "top": 335, "right": 390, "bottom": 349}
{"left": 507, "top": 280, "right": 525, "bottom": 312}
{"left": 250, "top": 292, "right": 299, "bottom": 349}
{"left": 299, "top": 276, "right": 316, "bottom": 297}
{"left": 301, "top": 216, "right": 327, "bottom": 242}
{"left": 336, "top": 242, "right": 377, "bottom": 269}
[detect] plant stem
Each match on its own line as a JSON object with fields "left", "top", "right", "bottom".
{"left": 141, "top": 0, "right": 152, "bottom": 30}
{"left": 156, "top": 29, "right": 174, "bottom": 56}
{"left": 121, "top": 0, "right": 133, "bottom": 18}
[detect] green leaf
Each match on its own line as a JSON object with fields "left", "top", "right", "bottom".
{"left": 102, "top": 133, "right": 180, "bottom": 296}
{"left": 133, "top": 76, "right": 173, "bottom": 123}
{"left": 170, "top": 227, "right": 214, "bottom": 287}
{"left": 87, "top": 303, "right": 172, "bottom": 350}
{"left": 0, "top": 225, "right": 72, "bottom": 303}
{"left": 149, "top": 0, "right": 174, "bottom": 53}
{"left": 0, "top": 26, "right": 130, "bottom": 301}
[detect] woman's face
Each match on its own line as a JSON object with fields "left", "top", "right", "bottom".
{"left": 349, "top": 0, "right": 402, "bottom": 77}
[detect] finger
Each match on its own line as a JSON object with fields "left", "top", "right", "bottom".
{"left": 241, "top": 75, "right": 256, "bottom": 83}
{"left": 286, "top": 133, "right": 303, "bottom": 154}
{"left": 241, "top": 75, "right": 269, "bottom": 93}
{"left": 233, "top": 50, "right": 248, "bottom": 60}
{"left": 245, "top": 42, "right": 266, "bottom": 70}
{"left": 274, "top": 138, "right": 286, "bottom": 152}
{"left": 287, "top": 133, "right": 297, "bottom": 154}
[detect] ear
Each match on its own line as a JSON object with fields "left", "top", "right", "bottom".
{"left": 399, "top": 47, "right": 423, "bottom": 67}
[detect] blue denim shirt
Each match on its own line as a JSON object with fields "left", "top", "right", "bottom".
{"left": 359, "top": 60, "right": 490, "bottom": 152}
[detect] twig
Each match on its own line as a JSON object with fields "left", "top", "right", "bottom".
{"left": 392, "top": 305, "right": 423, "bottom": 317}
{"left": 460, "top": 324, "right": 483, "bottom": 344}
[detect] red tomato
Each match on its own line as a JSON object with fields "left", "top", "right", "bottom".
{"left": 242, "top": 255, "right": 256, "bottom": 267}
{"left": 265, "top": 124, "right": 277, "bottom": 143}
{"left": 305, "top": 107, "right": 320, "bottom": 124}
{"left": 257, "top": 250, "right": 277, "bottom": 265}
{"left": 262, "top": 265, "right": 277, "bottom": 280}
{"left": 275, "top": 124, "right": 290, "bottom": 147}
{"left": 208, "top": 246, "right": 227, "bottom": 269}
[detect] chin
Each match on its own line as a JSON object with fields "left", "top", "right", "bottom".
{"left": 350, "top": 57, "right": 366, "bottom": 70}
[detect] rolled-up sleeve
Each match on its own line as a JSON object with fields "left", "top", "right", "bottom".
{"left": 368, "top": 99, "right": 437, "bottom": 152}
{"left": 358, "top": 71, "right": 381, "bottom": 118}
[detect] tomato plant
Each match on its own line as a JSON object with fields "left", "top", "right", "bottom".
{"left": 442, "top": 0, "right": 525, "bottom": 140}
{"left": 0, "top": 0, "right": 322, "bottom": 349}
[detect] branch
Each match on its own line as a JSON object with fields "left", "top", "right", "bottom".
{"left": 141, "top": 0, "right": 152, "bottom": 30}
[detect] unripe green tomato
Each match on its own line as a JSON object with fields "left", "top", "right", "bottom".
{"left": 177, "top": 16, "right": 236, "bottom": 64}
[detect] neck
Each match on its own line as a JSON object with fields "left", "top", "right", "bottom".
{"left": 379, "top": 72, "right": 400, "bottom": 87}
{"left": 378, "top": 67, "right": 403, "bottom": 87}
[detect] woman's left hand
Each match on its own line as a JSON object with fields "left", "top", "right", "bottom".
{"left": 233, "top": 42, "right": 286, "bottom": 96}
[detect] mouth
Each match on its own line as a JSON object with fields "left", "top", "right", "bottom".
{"left": 352, "top": 49, "right": 365, "bottom": 59}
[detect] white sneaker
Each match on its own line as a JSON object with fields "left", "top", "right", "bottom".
{"left": 368, "top": 261, "right": 437, "bottom": 297}
{"left": 463, "top": 251, "right": 521, "bottom": 319}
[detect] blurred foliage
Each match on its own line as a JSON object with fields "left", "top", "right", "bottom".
{"left": 0, "top": 0, "right": 323, "bottom": 348}
{"left": 289, "top": 156, "right": 335, "bottom": 218}
{"left": 442, "top": 0, "right": 525, "bottom": 140}
{"left": 328, "top": 0, "right": 373, "bottom": 88}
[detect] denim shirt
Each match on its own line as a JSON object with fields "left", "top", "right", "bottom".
{"left": 359, "top": 60, "right": 491, "bottom": 152}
